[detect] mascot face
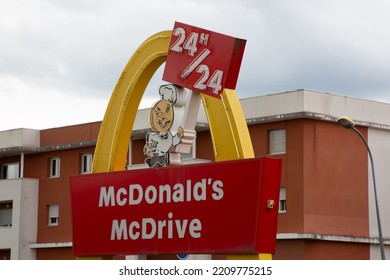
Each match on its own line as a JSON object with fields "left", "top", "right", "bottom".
{"left": 150, "top": 99, "right": 174, "bottom": 133}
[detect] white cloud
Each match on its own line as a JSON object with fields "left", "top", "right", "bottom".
{"left": 0, "top": 73, "right": 106, "bottom": 130}
{"left": 1, "top": 0, "right": 390, "bottom": 130}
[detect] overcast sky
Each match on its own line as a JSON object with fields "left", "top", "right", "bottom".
{"left": 1, "top": 0, "right": 390, "bottom": 130}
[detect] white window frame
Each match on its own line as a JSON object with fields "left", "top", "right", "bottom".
{"left": 49, "top": 157, "right": 60, "bottom": 178}
{"left": 81, "top": 154, "right": 92, "bottom": 174}
{"left": 1, "top": 163, "right": 20, "bottom": 180}
{"left": 0, "top": 201, "right": 13, "bottom": 227}
{"left": 269, "top": 129, "right": 286, "bottom": 155}
{"left": 182, "top": 142, "right": 196, "bottom": 161}
{"left": 48, "top": 204, "right": 59, "bottom": 226}
{"left": 279, "top": 187, "right": 286, "bottom": 213}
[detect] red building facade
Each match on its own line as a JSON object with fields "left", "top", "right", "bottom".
{"left": 0, "top": 90, "right": 388, "bottom": 259}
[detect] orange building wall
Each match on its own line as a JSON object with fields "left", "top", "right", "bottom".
{"left": 302, "top": 120, "right": 369, "bottom": 237}
{"left": 36, "top": 248, "right": 75, "bottom": 260}
{"left": 131, "top": 139, "right": 146, "bottom": 164}
{"left": 25, "top": 146, "right": 95, "bottom": 244}
{"left": 303, "top": 240, "right": 369, "bottom": 260}
{"left": 40, "top": 122, "right": 101, "bottom": 147}
{"left": 194, "top": 131, "right": 214, "bottom": 161}
{"left": 274, "top": 239, "right": 369, "bottom": 260}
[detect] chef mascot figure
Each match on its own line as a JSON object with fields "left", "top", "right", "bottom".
{"left": 144, "top": 84, "right": 196, "bottom": 168}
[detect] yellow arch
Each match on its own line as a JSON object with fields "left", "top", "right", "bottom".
{"left": 90, "top": 30, "right": 269, "bottom": 259}
{"left": 92, "top": 31, "right": 171, "bottom": 172}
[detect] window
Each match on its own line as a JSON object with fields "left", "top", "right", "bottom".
{"left": 0, "top": 201, "right": 12, "bottom": 227}
{"left": 1, "top": 163, "right": 20, "bottom": 179}
{"left": 269, "top": 129, "right": 286, "bottom": 155}
{"left": 182, "top": 143, "right": 196, "bottom": 161}
{"left": 81, "top": 154, "right": 92, "bottom": 174}
{"left": 0, "top": 249, "right": 11, "bottom": 260}
{"left": 49, "top": 157, "right": 60, "bottom": 178}
{"left": 48, "top": 204, "right": 59, "bottom": 226}
{"left": 279, "top": 187, "right": 286, "bottom": 213}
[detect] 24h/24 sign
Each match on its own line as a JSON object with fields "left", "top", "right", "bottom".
{"left": 163, "top": 22, "right": 246, "bottom": 98}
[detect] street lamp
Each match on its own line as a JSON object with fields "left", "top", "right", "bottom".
{"left": 337, "top": 115, "right": 385, "bottom": 260}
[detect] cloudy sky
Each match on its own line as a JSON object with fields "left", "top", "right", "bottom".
{"left": 1, "top": 0, "right": 390, "bottom": 130}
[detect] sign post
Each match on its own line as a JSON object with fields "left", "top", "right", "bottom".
{"left": 71, "top": 22, "right": 282, "bottom": 260}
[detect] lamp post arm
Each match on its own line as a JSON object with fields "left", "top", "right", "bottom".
{"left": 352, "top": 127, "right": 386, "bottom": 260}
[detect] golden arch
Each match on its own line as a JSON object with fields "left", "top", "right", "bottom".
{"left": 91, "top": 30, "right": 270, "bottom": 260}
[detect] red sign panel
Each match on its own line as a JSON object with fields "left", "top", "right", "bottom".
{"left": 70, "top": 158, "right": 281, "bottom": 256}
{"left": 162, "top": 22, "right": 246, "bottom": 98}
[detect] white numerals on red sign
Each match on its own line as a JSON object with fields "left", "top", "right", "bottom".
{"left": 194, "top": 66, "right": 223, "bottom": 94}
{"left": 170, "top": 27, "right": 223, "bottom": 95}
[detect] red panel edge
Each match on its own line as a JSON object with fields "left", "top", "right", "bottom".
{"left": 256, "top": 157, "right": 282, "bottom": 254}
